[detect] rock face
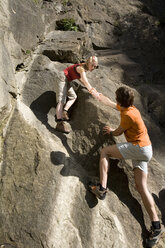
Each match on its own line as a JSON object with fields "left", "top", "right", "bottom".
{"left": 0, "top": 0, "right": 165, "bottom": 248}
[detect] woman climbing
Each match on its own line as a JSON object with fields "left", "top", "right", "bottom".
{"left": 55, "top": 56, "right": 100, "bottom": 133}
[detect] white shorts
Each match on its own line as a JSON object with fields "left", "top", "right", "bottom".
{"left": 55, "top": 72, "right": 77, "bottom": 104}
{"left": 116, "top": 142, "right": 153, "bottom": 173}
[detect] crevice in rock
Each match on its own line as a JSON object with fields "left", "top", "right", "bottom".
{"left": 92, "top": 43, "right": 111, "bottom": 50}
{"left": 15, "top": 63, "right": 24, "bottom": 72}
{"left": 34, "top": 151, "right": 40, "bottom": 175}
{"left": 9, "top": 92, "right": 17, "bottom": 99}
{"left": 24, "top": 231, "right": 34, "bottom": 240}
{"left": 42, "top": 49, "right": 79, "bottom": 63}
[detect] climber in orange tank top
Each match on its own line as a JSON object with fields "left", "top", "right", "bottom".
{"left": 88, "top": 86, "right": 164, "bottom": 247}
{"left": 55, "top": 56, "right": 100, "bottom": 134}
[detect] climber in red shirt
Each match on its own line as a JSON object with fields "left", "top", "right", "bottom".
{"left": 55, "top": 56, "right": 99, "bottom": 133}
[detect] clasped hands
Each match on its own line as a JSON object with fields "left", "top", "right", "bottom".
{"left": 89, "top": 87, "right": 102, "bottom": 99}
{"left": 89, "top": 88, "right": 114, "bottom": 134}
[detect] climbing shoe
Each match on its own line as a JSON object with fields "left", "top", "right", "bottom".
{"left": 146, "top": 226, "right": 165, "bottom": 247}
{"left": 62, "top": 109, "right": 70, "bottom": 121}
{"left": 88, "top": 182, "right": 107, "bottom": 200}
{"left": 56, "top": 121, "right": 71, "bottom": 134}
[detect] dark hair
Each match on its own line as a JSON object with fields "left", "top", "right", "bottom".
{"left": 115, "top": 86, "right": 134, "bottom": 107}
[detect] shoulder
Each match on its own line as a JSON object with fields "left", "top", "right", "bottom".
{"left": 76, "top": 65, "right": 85, "bottom": 74}
{"left": 120, "top": 109, "right": 133, "bottom": 123}
{"left": 116, "top": 104, "right": 121, "bottom": 111}
{"left": 128, "top": 106, "right": 141, "bottom": 118}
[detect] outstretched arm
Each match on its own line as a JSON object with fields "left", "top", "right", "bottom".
{"left": 78, "top": 70, "right": 92, "bottom": 91}
{"left": 99, "top": 93, "right": 117, "bottom": 109}
{"left": 77, "top": 68, "right": 100, "bottom": 98}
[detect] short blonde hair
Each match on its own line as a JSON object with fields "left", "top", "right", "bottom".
{"left": 86, "top": 56, "right": 98, "bottom": 67}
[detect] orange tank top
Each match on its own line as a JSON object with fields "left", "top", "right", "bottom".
{"left": 117, "top": 105, "right": 151, "bottom": 147}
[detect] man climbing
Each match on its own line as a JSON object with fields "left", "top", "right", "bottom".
{"left": 89, "top": 86, "right": 165, "bottom": 247}
{"left": 55, "top": 56, "right": 99, "bottom": 133}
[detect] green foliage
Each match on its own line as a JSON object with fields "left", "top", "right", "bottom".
{"left": 56, "top": 18, "right": 79, "bottom": 31}
{"left": 26, "top": 50, "right": 31, "bottom": 54}
{"left": 33, "top": 0, "right": 38, "bottom": 4}
{"left": 155, "top": 20, "right": 160, "bottom": 26}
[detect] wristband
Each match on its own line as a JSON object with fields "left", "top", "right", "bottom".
{"left": 88, "top": 87, "right": 95, "bottom": 94}
{"left": 89, "top": 88, "right": 94, "bottom": 93}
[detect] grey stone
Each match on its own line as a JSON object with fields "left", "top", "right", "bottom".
{"left": 38, "top": 30, "right": 93, "bottom": 63}
{"left": 0, "top": 0, "right": 165, "bottom": 248}
{"left": 8, "top": 0, "right": 44, "bottom": 50}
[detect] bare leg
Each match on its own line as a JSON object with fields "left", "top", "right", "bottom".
{"left": 134, "top": 168, "right": 159, "bottom": 221}
{"left": 56, "top": 102, "right": 64, "bottom": 119}
{"left": 64, "top": 98, "right": 77, "bottom": 111}
{"left": 100, "top": 144, "right": 123, "bottom": 188}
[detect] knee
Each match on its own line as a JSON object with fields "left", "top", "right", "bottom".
{"left": 100, "top": 147, "right": 109, "bottom": 158}
{"left": 69, "top": 95, "right": 77, "bottom": 101}
{"left": 74, "top": 93, "right": 77, "bottom": 100}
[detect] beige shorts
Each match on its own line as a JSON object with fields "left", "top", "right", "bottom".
{"left": 55, "top": 72, "right": 77, "bottom": 104}
{"left": 117, "top": 142, "right": 152, "bottom": 174}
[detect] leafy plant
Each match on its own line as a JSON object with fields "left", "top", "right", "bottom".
{"left": 155, "top": 20, "right": 160, "bottom": 26}
{"left": 26, "top": 50, "right": 31, "bottom": 54}
{"left": 56, "top": 18, "right": 79, "bottom": 31}
{"left": 33, "top": 0, "right": 38, "bottom": 4}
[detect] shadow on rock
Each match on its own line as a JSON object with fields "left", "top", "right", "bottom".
{"left": 50, "top": 151, "right": 148, "bottom": 243}
{"left": 30, "top": 91, "right": 56, "bottom": 126}
{"left": 31, "top": 90, "right": 148, "bottom": 242}
{"left": 152, "top": 188, "right": 165, "bottom": 226}
{"left": 109, "top": 159, "right": 148, "bottom": 243}
{"left": 30, "top": 91, "right": 74, "bottom": 145}
{"left": 109, "top": 159, "right": 148, "bottom": 242}
{"left": 50, "top": 150, "right": 99, "bottom": 208}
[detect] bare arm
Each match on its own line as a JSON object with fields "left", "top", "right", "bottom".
{"left": 77, "top": 68, "right": 92, "bottom": 91}
{"left": 77, "top": 66, "right": 100, "bottom": 98}
{"left": 99, "top": 94, "right": 117, "bottom": 109}
{"left": 103, "top": 125, "right": 125, "bottom": 136}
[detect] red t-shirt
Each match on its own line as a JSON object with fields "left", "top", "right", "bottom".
{"left": 117, "top": 105, "right": 151, "bottom": 147}
{"left": 64, "top": 64, "right": 81, "bottom": 82}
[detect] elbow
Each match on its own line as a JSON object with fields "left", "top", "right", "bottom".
{"left": 119, "top": 131, "right": 124, "bottom": 136}
{"left": 118, "top": 131, "right": 124, "bottom": 136}
{"left": 111, "top": 131, "right": 123, "bottom": 136}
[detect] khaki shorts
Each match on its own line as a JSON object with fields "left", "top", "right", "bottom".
{"left": 55, "top": 72, "right": 77, "bottom": 104}
{"left": 116, "top": 142, "right": 153, "bottom": 173}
